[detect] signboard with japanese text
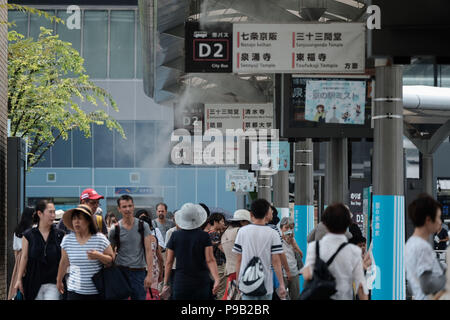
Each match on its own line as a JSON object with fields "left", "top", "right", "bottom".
{"left": 233, "top": 23, "right": 365, "bottom": 74}
{"left": 225, "top": 170, "right": 256, "bottom": 192}
{"left": 349, "top": 178, "right": 371, "bottom": 239}
{"left": 185, "top": 21, "right": 233, "bottom": 73}
{"left": 205, "top": 103, "right": 273, "bottom": 135}
{"left": 305, "top": 80, "right": 366, "bottom": 125}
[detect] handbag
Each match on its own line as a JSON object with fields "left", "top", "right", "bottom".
{"left": 92, "top": 265, "right": 132, "bottom": 300}
{"left": 295, "top": 250, "right": 304, "bottom": 270}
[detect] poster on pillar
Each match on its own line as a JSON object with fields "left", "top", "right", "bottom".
{"left": 371, "top": 195, "right": 405, "bottom": 300}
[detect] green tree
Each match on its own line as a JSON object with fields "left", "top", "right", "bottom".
{"left": 7, "top": 9, "right": 125, "bottom": 168}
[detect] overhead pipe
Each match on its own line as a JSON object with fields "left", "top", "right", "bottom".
{"left": 403, "top": 86, "right": 450, "bottom": 111}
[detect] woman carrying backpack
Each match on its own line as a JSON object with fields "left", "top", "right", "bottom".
{"left": 301, "top": 203, "right": 368, "bottom": 300}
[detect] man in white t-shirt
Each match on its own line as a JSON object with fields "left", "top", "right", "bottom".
{"left": 233, "top": 199, "right": 286, "bottom": 300}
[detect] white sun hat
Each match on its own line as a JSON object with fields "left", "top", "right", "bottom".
{"left": 229, "top": 209, "right": 252, "bottom": 223}
{"left": 55, "top": 210, "right": 65, "bottom": 220}
{"left": 175, "top": 203, "right": 207, "bottom": 230}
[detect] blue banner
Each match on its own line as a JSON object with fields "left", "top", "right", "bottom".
{"left": 371, "top": 195, "right": 405, "bottom": 300}
{"left": 294, "top": 205, "right": 314, "bottom": 291}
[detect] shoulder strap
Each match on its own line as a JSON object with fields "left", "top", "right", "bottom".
{"left": 96, "top": 215, "right": 102, "bottom": 231}
{"left": 114, "top": 223, "right": 121, "bottom": 252}
{"left": 326, "top": 242, "right": 349, "bottom": 266}
{"left": 138, "top": 220, "right": 146, "bottom": 259}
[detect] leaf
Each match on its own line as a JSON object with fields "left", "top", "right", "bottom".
{"left": 8, "top": 26, "right": 124, "bottom": 168}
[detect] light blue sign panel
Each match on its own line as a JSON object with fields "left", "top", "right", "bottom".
{"left": 305, "top": 80, "right": 366, "bottom": 124}
{"left": 371, "top": 195, "right": 405, "bottom": 300}
{"left": 294, "top": 205, "right": 314, "bottom": 291}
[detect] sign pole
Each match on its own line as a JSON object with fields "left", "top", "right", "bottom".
{"left": 294, "top": 139, "right": 314, "bottom": 292}
{"left": 371, "top": 65, "right": 405, "bottom": 300}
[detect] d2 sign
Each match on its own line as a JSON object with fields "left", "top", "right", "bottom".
{"left": 185, "top": 21, "right": 233, "bottom": 73}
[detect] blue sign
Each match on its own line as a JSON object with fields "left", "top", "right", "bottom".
{"left": 371, "top": 195, "right": 405, "bottom": 300}
{"left": 294, "top": 205, "right": 314, "bottom": 291}
{"left": 114, "top": 187, "right": 153, "bottom": 195}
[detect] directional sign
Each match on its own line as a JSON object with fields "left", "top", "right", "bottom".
{"left": 185, "top": 21, "right": 233, "bottom": 73}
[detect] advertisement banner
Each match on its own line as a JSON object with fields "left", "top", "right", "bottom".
{"left": 233, "top": 23, "right": 365, "bottom": 74}
{"left": 305, "top": 80, "right": 366, "bottom": 124}
{"left": 225, "top": 169, "right": 256, "bottom": 192}
{"left": 205, "top": 103, "right": 273, "bottom": 134}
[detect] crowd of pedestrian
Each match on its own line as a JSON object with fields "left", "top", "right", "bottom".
{"left": 8, "top": 189, "right": 449, "bottom": 300}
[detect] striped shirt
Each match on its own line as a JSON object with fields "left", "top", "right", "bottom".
{"left": 61, "top": 233, "right": 110, "bottom": 295}
{"left": 232, "top": 224, "right": 283, "bottom": 295}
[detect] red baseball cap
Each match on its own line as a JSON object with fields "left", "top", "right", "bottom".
{"left": 80, "top": 188, "right": 104, "bottom": 201}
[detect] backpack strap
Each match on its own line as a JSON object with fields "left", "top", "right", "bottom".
{"left": 326, "top": 242, "right": 349, "bottom": 266}
{"left": 114, "top": 224, "right": 121, "bottom": 252}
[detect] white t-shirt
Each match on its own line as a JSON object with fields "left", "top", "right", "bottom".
{"left": 152, "top": 228, "right": 165, "bottom": 249}
{"left": 282, "top": 239, "right": 300, "bottom": 277}
{"left": 303, "top": 233, "right": 368, "bottom": 300}
{"left": 232, "top": 224, "right": 284, "bottom": 295}
{"left": 61, "top": 233, "right": 110, "bottom": 295}
{"left": 13, "top": 234, "right": 23, "bottom": 251}
{"left": 405, "top": 236, "right": 445, "bottom": 300}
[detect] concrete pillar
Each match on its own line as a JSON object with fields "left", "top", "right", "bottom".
{"left": 325, "top": 138, "right": 348, "bottom": 205}
{"left": 257, "top": 171, "right": 271, "bottom": 202}
{"left": 371, "top": 65, "right": 405, "bottom": 300}
{"left": 294, "top": 139, "right": 314, "bottom": 292}
{"left": 273, "top": 170, "right": 290, "bottom": 219}
{"left": 422, "top": 153, "right": 433, "bottom": 195}
{"left": 236, "top": 193, "right": 246, "bottom": 210}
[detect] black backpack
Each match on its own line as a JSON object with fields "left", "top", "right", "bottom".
{"left": 299, "top": 241, "right": 348, "bottom": 300}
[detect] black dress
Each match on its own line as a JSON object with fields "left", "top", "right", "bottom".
{"left": 22, "top": 226, "right": 65, "bottom": 300}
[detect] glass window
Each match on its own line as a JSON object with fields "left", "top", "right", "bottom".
{"left": 56, "top": 10, "right": 81, "bottom": 53}
{"left": 93, "top": 124, "right": 113, "bottom": 167}
{"left": 83, "top": 11, "right": 108, "bottom": 78}
{"left": 136, "top": 15, "right": 143, "bottom": 79}
{"left": 8, "top": 10, "right": 28, "bottom": 36}
{"left": 73, "top": 128, "right": 93, "bottom": 167}
{"left": 115, "top": 121, "right": 134, "bottom": 168}
{"left": 440, "top": 65, "right": 450, "bottom": 88}
{"left": 110, "top": 10, "right": 135, "bottom": 78}
{"left": 52, "top": 132, "right": 72, "bottom": 167}
{"left": 403, "top": 63, "right": 434, "bottom": 86}
{"left": 29, "top": 10, "right": 55, "bottom": 40}
{"left": 135, "top": 121, "right": 155, "bottom": 167}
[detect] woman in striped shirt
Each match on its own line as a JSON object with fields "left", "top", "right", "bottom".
{"left": 56, "top": 204, "right": 114, "bottom": 300}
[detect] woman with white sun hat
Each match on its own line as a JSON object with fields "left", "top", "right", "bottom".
{"left": 162, "top": 203, "right": 220, "bottom": 300}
